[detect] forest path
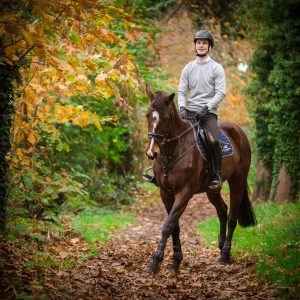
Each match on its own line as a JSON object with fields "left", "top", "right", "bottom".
{"left": 57, "top": 192, "right": 277, "bottom": 300}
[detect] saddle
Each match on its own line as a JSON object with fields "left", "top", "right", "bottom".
{"left": 193, "top": 124, "right": 233, "bottom": 160}
{"left": 185, "top": 110, "right": 233, "bottom": 161}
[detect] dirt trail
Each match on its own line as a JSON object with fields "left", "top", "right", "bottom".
{"left": 55, "top": 193, "right": 276, "bottom": 300}
{"left": 1, "top": 192, "right": 278, "bottom": 299}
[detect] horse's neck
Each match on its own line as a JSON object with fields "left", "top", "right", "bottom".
{"left": 169, "top": 113, "right": 192, "bottom": 139}
{"left": 160, "top": 117, "right": 193, "bottom": 164}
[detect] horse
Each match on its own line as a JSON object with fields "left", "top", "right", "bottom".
{"left": 144, "top": 85, "right": 256, "bottom": 274}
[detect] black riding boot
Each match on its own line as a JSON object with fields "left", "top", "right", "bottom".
{"left": 209, "top": 141, "right": 222, "bottom": 192}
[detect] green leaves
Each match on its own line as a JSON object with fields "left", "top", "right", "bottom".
{"left": 43, "top": 28, "right": 57, "bottom": 40}
{"left": 237, "top": 0, "right": 300, "bottom": 199}
{"left": 22, "top": 173, "right": 33, "bottom": 189}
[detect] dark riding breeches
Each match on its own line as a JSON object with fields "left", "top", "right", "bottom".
{"left": 199, "top": 113, "right": 219, "bottom": 141}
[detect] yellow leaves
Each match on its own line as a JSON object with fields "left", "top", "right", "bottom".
{"left": 73, "top": 111, "right": 100, "bottom": 129}
{"left": 16, "top": 148, "right": 25, "bottom": 161}
{"left": 22, "top": 30, "right": 35, "bottom": 46}
{"left": 220, "top": 68, "right": 250, "bottom": 126}
{"left": 95, "top": 73, "right": 108, "bottom": 83}
{"left": 88, "top": 29, "right": 103, "bottom": 37}
{"left": 14, "top": 118, "right": 39, "bottom": 145}
{"left": 76, "top": 74, "right": 89, "bottom": 82}
{"left": 23, "top": 88, "right": 36, "bottom": 102}
{"left": 101, "top": 115, "right": 119, "bottom": 123}
{"left": 52, "top": 104, "right": 103, "bottom": 131}
{"left": 125, "top": 32, "right": 137, "bottom": 43}
{"left": 85, "top": 33, "right": 97, "bottom": 41}
{"left": 7, "top": 0, "right": 146, "bottom": 181}
{"left": 86, "top": 60, "right": 98, "bottom": 72}
{"left": 15, "top": 130, "right": 26, "bottom": 144}
{"left": 99, "top": 28, "right": 120, "bottom": 43}
{"left": 4, "top": 47, "right": 17, "bottom": 64}
{"left": 108, "top": 71, "right": 120, "bottom": 80}
{"left": 34, "top": 46, "right": 46, "bottom": 59}
{"left": 27, "top": 132, "right": 38, "bottom": 144}
{"left": 58, "top": 84, "right": 67, "bottom": 92}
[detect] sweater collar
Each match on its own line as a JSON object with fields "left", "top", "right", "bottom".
{"left": 196, "top": 56, "right": 211, "bottom": 64}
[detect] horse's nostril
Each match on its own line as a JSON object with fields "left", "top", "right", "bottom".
{"left": 146, "top": 152, "right": 155, "bottom": 160}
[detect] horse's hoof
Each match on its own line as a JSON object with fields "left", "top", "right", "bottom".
{"left": 149, "top": 263, "right": 160, "bottom": 275}
{"left": 218, "top": 258, "right": 227, "bottom": 265}
{"left": 167, "top": 263, "right": 180, "bottom": 273}
{"left": 218, "top": 253, "right": 230, "bottom": 265}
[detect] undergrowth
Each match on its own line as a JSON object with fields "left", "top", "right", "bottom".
{"left": 3, "top": 204, "right": 135, "bottom": 273}
{"left": 70, "top": 207, "right": 135, "bottom": 244}
{"left": 198, "top": 201, "right": 300, "bottom": 299}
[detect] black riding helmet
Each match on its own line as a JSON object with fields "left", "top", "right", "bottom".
{"left": 194, "top": 30, "right": 214, "bottom": 48}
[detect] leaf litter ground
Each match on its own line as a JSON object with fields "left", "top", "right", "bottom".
{"left": 1, "top": 191, "right": 277, "bottom": 299}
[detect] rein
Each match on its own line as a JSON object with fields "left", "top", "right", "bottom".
{"left": 154, "top": 144, "right": 195, "bottom": 175}
{"left": 147, "top": 122, "right": 198, "bottom": 142}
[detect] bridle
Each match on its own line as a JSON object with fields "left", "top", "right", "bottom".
{"left": 147, "top": 106, "right": 198, "bottom": 176}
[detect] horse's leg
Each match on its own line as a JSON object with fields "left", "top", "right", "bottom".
{"left": 159, "top": 191, "right": 183, "bottom": 273}
{"left": 150, "top": 188, "right": 191, "bottom": 274}
{"left": 219, "top": 176, "right": 244, "bottom": 264}
{"left": 170, "top": 220, "right": 183, "bottom": 272}
{"left": 150, "top": 189, "right": 174, "bottom": 274}
{"left": 206, "top": 190, "right": 228, "bottom": 250}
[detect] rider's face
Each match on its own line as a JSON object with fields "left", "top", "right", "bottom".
{"left": 195, "top": 39, "right": 209, "bottom": 56}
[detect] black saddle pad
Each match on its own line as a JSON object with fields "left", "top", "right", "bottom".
{"left": 190, "top": 122, "right": 233, "bottom": 160}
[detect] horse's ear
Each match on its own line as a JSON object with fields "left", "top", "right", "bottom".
{"left": 165, "top": 93, "right": 175, "bottom": 104}
{"left": 145, "top": 84, "right": 154, "bottom": 101}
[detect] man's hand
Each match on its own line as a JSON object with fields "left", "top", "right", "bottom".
{"left": 179, "top": 107, "right": 188, "bottom": 119}
{"left": 196, "top": 105, "right": 209, "bottom": 120}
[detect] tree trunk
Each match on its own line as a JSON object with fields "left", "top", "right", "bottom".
{"left": 0, "top": 64, "right": 15, "bottom": 231}
{"left": 252, "top": 159, "right": 271, "bottom": 201}
{"left": 272, "top": 163, "right": 293, "bottom": 202}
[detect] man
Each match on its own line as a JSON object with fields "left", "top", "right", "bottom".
{"left": 178, "top": 29, "right": 226, "bottom": 191}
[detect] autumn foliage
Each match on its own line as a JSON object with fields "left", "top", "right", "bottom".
{"left": 1, "top": 0, "right": 257, "bottom": 222}
{"left": 1, "top": 0, "right": 154, "bottom": 217}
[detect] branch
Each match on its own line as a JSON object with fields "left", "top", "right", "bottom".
{"left": 164, "top": 0, "right": 189, "bottom": 22}
{"left": 11, "top": 44, "right": 36, "bottom": 72}
{"left": 17, "top": 44, "right": 36, "bottom": 64}
{"left": 16, "top": 66, "right": 39, "bottom": 97}
{"left": 3, "top": 38, "right": 24, "bottom": 49}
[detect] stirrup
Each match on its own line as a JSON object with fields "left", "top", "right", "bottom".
{"left": 209, "top": 174, "right": 222, "bottom": 192}
{"left": 142, "top": 166, "right": 156, "bottom": 185}
{"left": 209, "top": 181, "right": 222, "bottom": 192}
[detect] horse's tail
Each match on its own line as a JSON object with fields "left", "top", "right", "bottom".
{"left": 238, "top": 187, "right": 257, "bottom": 227}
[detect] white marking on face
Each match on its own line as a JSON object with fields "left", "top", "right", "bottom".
{"left": 147, "top": 110, "right": 159, "bottom": 157}
{"left": 152, "top": 111, "right": 159, "bottom": 127}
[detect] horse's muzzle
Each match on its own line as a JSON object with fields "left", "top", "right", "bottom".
{"left": 146, "top": 151, "right": 157, "bottom": 160}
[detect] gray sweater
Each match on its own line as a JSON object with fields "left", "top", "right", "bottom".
{"left": 177, "top": 57, "right": 226, "bottom": 115}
